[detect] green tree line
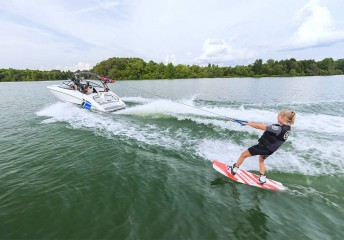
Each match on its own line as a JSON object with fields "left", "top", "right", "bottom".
{"left": 1, "top": 57, "right": 344, "bottom": 82}
{"left": 0, "top": 69, "right": 71, "bottom": 82}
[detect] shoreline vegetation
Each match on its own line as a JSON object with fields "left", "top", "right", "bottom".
{"left": 1, "top": 57, "right": 343, "bottom": 82}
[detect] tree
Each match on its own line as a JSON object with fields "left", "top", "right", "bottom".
{"left": 233, "top": 65, "right": 249, "bottom": 77}
{"left": 318, "top": 58, "right": 335, "bottom": 74}
{"left": 335, "top": 59, "right": 344, "bottom": 73}
{"left": 164, "top": 63, "right": 176, "bottom": 79}
{"left": 287, "top": 58, "right": 299, "bottom": 76}
{"left": 1, "top": 57, "right": 343, "bottom": 82}
{"left": 252, "top": 59, "right": 263, "bottom": 75}
{"left": 175, "top": 64, "right": 190, "bottom": 79}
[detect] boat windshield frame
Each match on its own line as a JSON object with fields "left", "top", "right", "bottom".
{"left": 71, "top": 72, "right": 111, "bottom": 89}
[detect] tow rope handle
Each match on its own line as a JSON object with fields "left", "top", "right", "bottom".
{"left": 228, "top": 118, "right": 248, "bottom": 126}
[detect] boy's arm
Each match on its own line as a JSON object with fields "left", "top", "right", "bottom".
{"left": 245, "top": 122, "right": 267, "bottom": 131}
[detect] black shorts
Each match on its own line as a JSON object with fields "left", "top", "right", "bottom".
{"left": 248, "top": 143, "right": 273, "bottom": 159}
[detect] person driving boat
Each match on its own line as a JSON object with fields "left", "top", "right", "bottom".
{"left": 83, "top": 81, "right": 93, "bottom": 94}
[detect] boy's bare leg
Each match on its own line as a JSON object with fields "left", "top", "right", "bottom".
{"left": 258, "top": 156, "right": 266, "bottom": 175}
{"left": 235, "top": 149, "right": 251, "bottom": 167}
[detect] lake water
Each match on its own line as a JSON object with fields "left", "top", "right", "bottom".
{"left": 0, "top": 76, "right": 344, "bottom": 239}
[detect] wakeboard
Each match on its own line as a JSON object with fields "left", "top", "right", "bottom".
{"left": 212, "top": 160, "right": 287, "bottom": 191}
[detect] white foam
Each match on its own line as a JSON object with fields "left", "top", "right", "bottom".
{"left": 241, "top": 98, "right": 344, "bottom": 109}
{"left": 116, "top": 98, "right": 207, "bottom": 117}
{"left": 196, "top": 139, "right": 243, "bottom": 165}
{"left": 36, "top": 102, "right": 183, "bottom": 150}
{"left": 295, "top": 113, "right": 344, "bottom": 135}
{"left": 116, "top": 97, "right": 344, "bottom": 175}
{"left": 37, "top": 99, "right": 344, "bottom": 176}
{"left": 121, "top": 96, "right": 154, "bottom": 104}
{"left": 195, "top": 138, "right": 332, "bottom": 175}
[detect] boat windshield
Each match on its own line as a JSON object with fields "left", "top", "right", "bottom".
{"left": 59, "top": 72, "right": 114, "bottom": 93}
{"left": 71, "top": 72, "right": 112, "bottom": 90}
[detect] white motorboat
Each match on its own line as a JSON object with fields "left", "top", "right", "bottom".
{"left": 47, "top": 72, "right": 126, "bottom": 112}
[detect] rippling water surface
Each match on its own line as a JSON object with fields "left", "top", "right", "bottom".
{"left": 1, "top": 76, "right": 344, "bottom": 239}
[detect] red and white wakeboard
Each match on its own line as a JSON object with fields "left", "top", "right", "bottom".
{"left": 212, "top": 160, "right": 287, "bottom": 191}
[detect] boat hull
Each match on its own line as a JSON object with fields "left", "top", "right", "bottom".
{"left": 47, "top": 85, "right": 125, "bottom": 112}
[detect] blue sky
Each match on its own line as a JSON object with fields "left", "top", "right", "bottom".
{"left": 1, "top": 0, "right": 344, "bottom": 71}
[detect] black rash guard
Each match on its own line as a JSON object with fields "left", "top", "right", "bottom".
{"left": 258, "top": 124, "right": 291, "bottom": 152}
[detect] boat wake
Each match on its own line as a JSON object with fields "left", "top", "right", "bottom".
{"left": 36, "top": 97, "right": 344, "bottom": 177}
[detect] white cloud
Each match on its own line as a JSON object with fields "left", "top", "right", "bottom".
{"left": 164, "top": 54, "right": 177, "bottom": 65}
{"left": 53, "top": 62, "right": 92, "bottom": 72}
{"left": 286, "top": 0, "right": 344, "bottom": 50}
{"left": 194, "top": 39, "right": 256, "bottom": 65}
{"left": 1, "top": 0, "right": 344, "bottom": 70}
{"left": 75, "top": 0, "right": 120, "bottom": 14}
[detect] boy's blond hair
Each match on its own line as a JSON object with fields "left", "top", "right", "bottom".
{"left": 280, "top": 110, "right": 296, "bottom": 125}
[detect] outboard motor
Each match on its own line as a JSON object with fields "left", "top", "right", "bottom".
{"left": 81, "top": 100, "right": 92, "bottom": 110}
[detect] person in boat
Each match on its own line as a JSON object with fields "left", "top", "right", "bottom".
{"left": 83, "top": 81, "right": 93, "bottom": 94}
{"left": 83, "top": 81, "right": 91, "bottom": 94}
{"left": 68, "top": 82, "right": 77, "bottom": 90}
{"left": 227, "top": 110, "right": 296, "bottom": 184}
{"left": 71, "top": 76, "right": 83, "bottom": 91}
